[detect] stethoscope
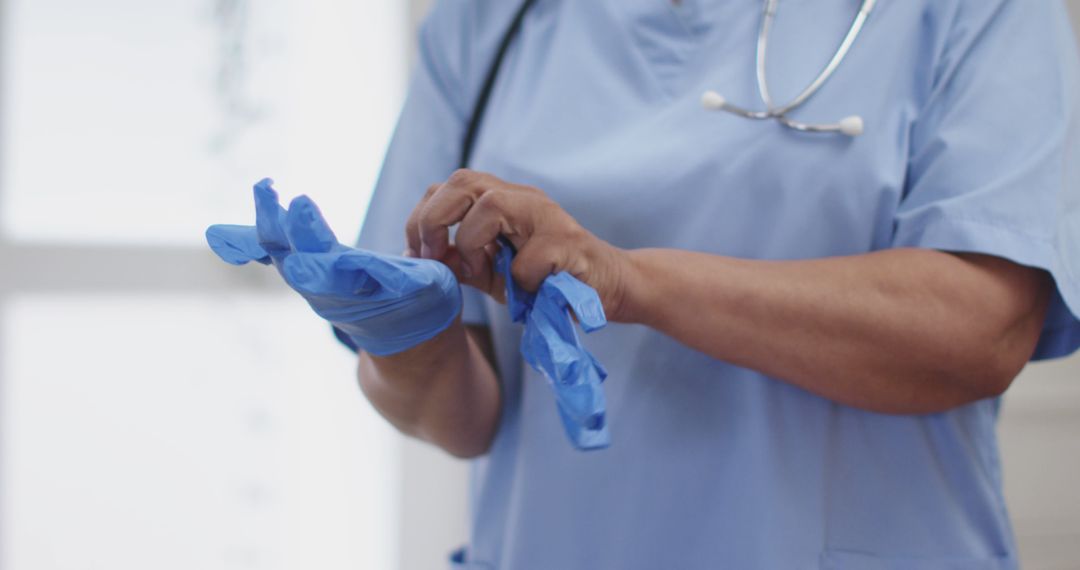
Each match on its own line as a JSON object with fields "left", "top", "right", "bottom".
{"left": 701, "top": 0, "right": 876, "bottom": 136}
{"left": 460, "top": 0, "right": 876, "bottom": 169}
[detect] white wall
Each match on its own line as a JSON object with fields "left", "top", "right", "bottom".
{"left": 0, "top": 2, "right": 412, "bottom": 569}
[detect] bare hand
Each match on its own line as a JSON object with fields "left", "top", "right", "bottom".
{"left": 405, "top": 169, "right": 633, "bottom": 320}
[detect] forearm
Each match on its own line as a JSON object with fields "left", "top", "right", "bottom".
{"left": 404, "top": 170, "right": 1049, "bottom": 414}
{"left": 620, "top": 248, "right": 1049, "bottom": 414}
{"left": 357, "top": 319, "right": 500, "bottom": 457}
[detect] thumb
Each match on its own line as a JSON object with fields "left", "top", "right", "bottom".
{"left": 205, "top": 224, "right": 271, "bottom": 265}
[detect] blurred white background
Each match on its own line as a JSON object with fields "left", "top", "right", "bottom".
{"left": 0, "top": 1, "right": 1078, "bottom": 569}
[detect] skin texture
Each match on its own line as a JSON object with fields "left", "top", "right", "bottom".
{"left": 361, "top": 169, "right": 1051, "bottom": 457}
{"left": 358, "top": 319, "right": 499, "bottom": 459}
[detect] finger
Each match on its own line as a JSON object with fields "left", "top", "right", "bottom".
{"left": 405, "top": 184, "right": 442, "bottom": 259}
{"left": 436, "top": 244, "right": 470, "bottom": 281}
{"left": 510, "top": 240, "right": 564, "bottom": 293}
{"left": 453, "top": 191, "right": 514, "bottom": 277}
{"left": 466, "top": 243, "right": 506, "bottom": 304}
{"left": 556, "top": 404, "right": 608, "bottom": 451}
{"left": 440, "top": 245, "right": 502, "bottom": 302}
{"left": 205, "top": 224, "right": 271, "bottom": 265}
{"left": 417, "top": 170, "right": 498, "bottom": 260}
{"left": 285, "top": 195, "right": 338, "bottom": 253}
{"left": 540, "top": 273, "right": 607, "bottom": 332}
{"left": 253, "top": 178, "right": 291, "bottom": 257}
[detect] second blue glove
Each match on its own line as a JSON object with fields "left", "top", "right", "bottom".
{"left": 495, "top": 239, "right": 611, "bottom": 451}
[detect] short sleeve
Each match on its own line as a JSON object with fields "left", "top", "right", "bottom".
{"left": 354, "top": 0, "right": 489, "bottom": 326}
{"left": 892, "top": 0, "right": 1080, "bottom": 360}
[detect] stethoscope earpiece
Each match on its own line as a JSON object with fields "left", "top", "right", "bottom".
{"left": 700, "top": 90, "right": 728, "bottom": 111}
{"left": 838, "top": 116, "right": 865, "bottom": 137}
{"left": 701, "top": 91, "right": 866, "bottom": 138}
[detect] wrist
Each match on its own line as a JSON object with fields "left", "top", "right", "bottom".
{"left": 610, "top": 248, "right": 658, "bottom": 325}
{"left": 365, "top": 315, "right": 469, "bottom": 374}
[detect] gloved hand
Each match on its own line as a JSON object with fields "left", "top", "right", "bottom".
{"left": 495, "top": 239, "right": 611, "bottom": 451}
{"left": 205, "top": 179, "right": 462, "bottom": 356}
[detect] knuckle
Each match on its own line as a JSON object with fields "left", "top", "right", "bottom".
{"left": 563, "top": 224, "right": 590, "bottom": 243}
{"left": 417, "top": 216, "right": 440, "bottom": 237}
{"left": 407, "top": 187, "right": 439, "bottom": 229}
{"left": 417, "top": 207, "right": 448, "bottom": 241}
{"left": 520, "top": 184, "right": 544, "bottom": 196}
{"left": 516, "top": 243, "right": 557, "bottom": 273}
{"left": 447, "top": 168, "right": 476, "bottom": 187}
{"left": 455, "top": 227, "right": 484, "bottom": 252}
{"left": 474, "top": 190, "right": 504, "bottom": 213}
{"left": 537, "top": 195, "right": 564, "bottom": 215}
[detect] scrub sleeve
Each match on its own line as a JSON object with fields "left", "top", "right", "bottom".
{"left": 893, "top": 1, "right": 1080, "bottom": 359}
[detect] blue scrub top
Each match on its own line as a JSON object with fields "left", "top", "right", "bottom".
{"left": 358, "top": 1, "right": 1080, "bottom": 568}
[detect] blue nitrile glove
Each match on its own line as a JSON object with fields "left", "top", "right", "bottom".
{"left": 205, "top": 179, "right": 462, "bottom": 356}
{"left": 495, "top": 239, "right": 611, "bottom": 450}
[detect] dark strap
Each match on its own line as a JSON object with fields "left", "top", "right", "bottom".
{"left": 458, "top": 0, "right": 538, "bottom": 169}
